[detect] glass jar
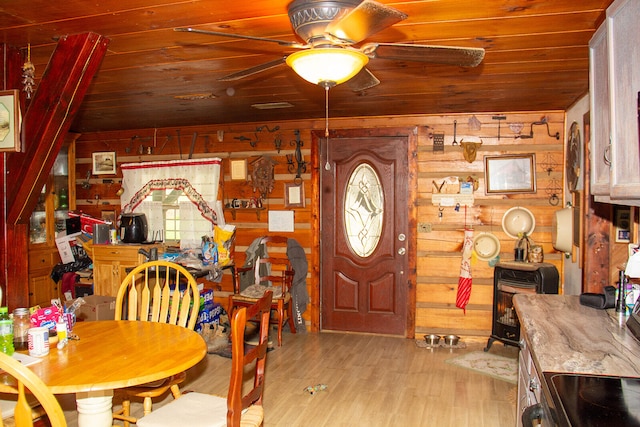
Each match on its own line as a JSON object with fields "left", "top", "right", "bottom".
{"left": 13, "top": 308, "right": 30, "bottom": 351}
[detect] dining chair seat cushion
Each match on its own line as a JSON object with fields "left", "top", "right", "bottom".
{"left": 238, "top": 284, "right": 284, "bottom": 300}
{"left": 137, "top": 392, "right": 263, "bottom": 427}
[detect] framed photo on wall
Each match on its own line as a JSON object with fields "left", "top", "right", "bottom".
{"left": 92, "top": 152, "right": 116, "bottom": 175}
{"left": 615, "top": 206, "right": 631, "bottom": 243}
{"left": 284, "top": 182, "right": 305, "bottom": 208}
{"left": 230, "top": 159, "right": 247, "bottom": 180}
{"left": 484, "top": 154, "right": 536, "bottom": 194}
{"left": 101, "top": 210, "right": 116, "bottom": 224}
{"left": 0, "top": 90, "right": 21, "bottom": 152}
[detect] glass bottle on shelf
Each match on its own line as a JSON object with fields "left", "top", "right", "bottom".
{"left": 30, "top": 188, "right": 48, "bottom": 244}
{"left": 58, "top": 187, "right": 68, "bottom": 210}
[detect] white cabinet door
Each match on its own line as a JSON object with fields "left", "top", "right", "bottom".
{"left": 608, "top": 0, "right": 640, "bottom": 199}
{"left": 589, "top": 23, "right": 611, "bottom": 196}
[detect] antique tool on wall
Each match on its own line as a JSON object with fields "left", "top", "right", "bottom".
{"left": 176, "top": 129, "right": 183, "bottom": 159}
{"left": 174, "top": 0, "right": 484, "bottom": 91}
{"left": 492, "top": 115, "right": 506, "bottom": 140}
{"left": 452, "top": 120, "right": 458, "bottom": 145}
{"left": 158, "top": 134, "right": 172, "bottom": 154}
{"left": 188, "top": 132, "right": 198, "bottom": 159}
{"left": 432, "top": 132, "right": 444, "bottom": 152}
{"left": 516, "top": 117, "right": 560, "bottom": 140}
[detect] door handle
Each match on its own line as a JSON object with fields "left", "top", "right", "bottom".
{"left": 398, "top": 247, "right": 406, "bottom": 256}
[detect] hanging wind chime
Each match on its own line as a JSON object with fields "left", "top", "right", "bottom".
{"left": 22, "top": 44, "right": 36, "bottom": 99}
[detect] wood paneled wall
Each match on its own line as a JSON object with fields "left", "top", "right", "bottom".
{"left": 74, "top": 110, "right": 565, "bottom": 338}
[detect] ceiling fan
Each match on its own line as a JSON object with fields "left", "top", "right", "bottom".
{"left": 175, "top": 0, "right": 485, "bottom": 92}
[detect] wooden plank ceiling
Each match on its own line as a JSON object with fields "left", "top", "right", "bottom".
{"left": 0, "top": 0, "right": 613, "bottom": 133}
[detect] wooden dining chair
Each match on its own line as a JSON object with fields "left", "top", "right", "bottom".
{"left": 230, "top": 235, "right": 296, "bottom": 346}
{"left": 0, "top": 352, "right": 67, "bottom": 427}
{"left": 112, "top": 260, "right": 200, "bottom": 427}
{"left": 136, "top": 290, "right": 273, "bottom": 427}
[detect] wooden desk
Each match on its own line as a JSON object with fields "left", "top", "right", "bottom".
{"left": 28, "top": 320, "right": 206, "bottom": 427}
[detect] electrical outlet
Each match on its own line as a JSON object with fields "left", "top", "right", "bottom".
{"left": 418, "top": 223, "right": 432, "bottom": 233}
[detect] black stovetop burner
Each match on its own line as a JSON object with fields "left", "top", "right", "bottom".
{"left": 543, "top": 372, "right": 640, "bottom": 426}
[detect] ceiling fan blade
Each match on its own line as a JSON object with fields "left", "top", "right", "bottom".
{"left": 325, "top": 0, "right": 407, "bottom": 44}
{"left": 362, "top": 43, "right": 485, "bottom": 67}
{"left": 174, "top": 27, "right": 306, "bottom": 48}
{"left": 347, "top": 68, "right": 380, "bottom": 92}
{"left": 218, "top": 57, "right": 287, "bottom": 81}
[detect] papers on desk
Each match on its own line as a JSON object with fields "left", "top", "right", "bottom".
{"left": 12, "top": 352, "right": 43, "bottom": 367}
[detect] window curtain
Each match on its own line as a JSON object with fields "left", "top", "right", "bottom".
{"left": 120, "top": 158, "right": 222, "bottom": 249}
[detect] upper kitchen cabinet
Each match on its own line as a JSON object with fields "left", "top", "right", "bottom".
{"left": 590, "top": 0, "right": 640, "bottom": 205}
{"left": 28, "top": 135, "right": 78, "bottom": 306}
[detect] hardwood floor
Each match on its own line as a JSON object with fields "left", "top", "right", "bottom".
{"left": 60, "top": 332, "right": 518, "bottom": 426}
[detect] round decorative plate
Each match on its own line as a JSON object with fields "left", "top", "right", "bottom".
{"left": 473, "top": 232, "right": 501, "bottom": 261}
{"left": 566, "top": 121, "right": 581, "bottom": 192}
{"left": 502, "top": 207, "right": 536, "bottom": 239}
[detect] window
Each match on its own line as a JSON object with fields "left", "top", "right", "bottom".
{"left": 120, "top": 158, "right": 222, "bottom": 249}
{"left": 143, "top": 189, "right": 188, "bottom": 243}
{"left": 344, "top": 163, "right": 384, "bottom": 257}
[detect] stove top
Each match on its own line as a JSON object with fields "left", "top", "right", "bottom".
{"left": 543, "top": 373, "right": 640, "bottom": 426}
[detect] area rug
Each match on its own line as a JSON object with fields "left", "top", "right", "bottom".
{"left": 445, "top": 351, "right": 517, "bottom": 384}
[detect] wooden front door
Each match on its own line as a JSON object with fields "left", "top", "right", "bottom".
{"left": 318, "top": 128, "right": 416, "bottom": 336}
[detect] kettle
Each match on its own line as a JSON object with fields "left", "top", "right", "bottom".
{"left": 120, "top": 213, "right": 148, "bottom": 243}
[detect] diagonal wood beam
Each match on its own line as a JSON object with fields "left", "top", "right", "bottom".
{"left": 6, "top": 32, "right": 109, "bottom": 225}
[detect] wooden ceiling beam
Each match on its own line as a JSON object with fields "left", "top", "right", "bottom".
{"left": 6, "top": 32, "right": 109, "bottom": 225}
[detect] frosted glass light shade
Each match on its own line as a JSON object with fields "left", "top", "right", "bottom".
{"left": 286, "top": 48, "right": 369, "bottom": 86}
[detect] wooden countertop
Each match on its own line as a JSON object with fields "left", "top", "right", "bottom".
{"left": 513, "top": 294, "right": 640, "bottom": 377}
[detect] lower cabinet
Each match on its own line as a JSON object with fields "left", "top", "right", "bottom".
{"left": 517, "top": 337, "right": 541, "bottom": 427}
{"left": 28, "top": 248, "right": 61, "bottom": 307}
{"left": 91, "top": 244, "right": 163, "bottom": 297}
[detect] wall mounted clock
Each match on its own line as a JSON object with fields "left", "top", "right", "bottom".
{"left": 251, "top": 156, "right": 277, "bottom": 198}
{"left": 566, "top": 121, "right": 581, "bottom": 192}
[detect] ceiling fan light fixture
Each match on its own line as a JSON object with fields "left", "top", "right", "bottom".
{"left": 286, "top": 48, "right": 368, "bottom": 86}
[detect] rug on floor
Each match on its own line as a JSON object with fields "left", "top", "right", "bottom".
{"left": 445, "top": 351, "right": 517, "bottom": 384}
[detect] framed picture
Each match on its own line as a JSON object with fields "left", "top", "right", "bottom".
{"left": 92, "top": 152, "right": 116, "bottom": 175}
{"left": 101, "top": 210, "right": 116, "bottom": 224}
{"left": 230, "top": 159, "right": 247, "bottom": 180}
{"left": 0, "top": 90, "right": 21, "bottom": 152}
{"left": 484, "top": 154, "right": 536, "bottom": 194}
{"left": 615, "top": 206, "right": 631, "bottom": 243}
{"left": 284, "top": 182, "right": 305, "bottom": 208}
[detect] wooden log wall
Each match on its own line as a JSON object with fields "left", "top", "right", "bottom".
{"left": 74, "top": 110, "right": 565, "bottom": 338}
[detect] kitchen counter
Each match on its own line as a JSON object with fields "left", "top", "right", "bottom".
{"left": 513, "top": 294, "right": 640, "bottom": 377}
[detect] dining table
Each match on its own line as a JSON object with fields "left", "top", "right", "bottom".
{"left": 26, "top": 320, "right": 207, "bottom": 427}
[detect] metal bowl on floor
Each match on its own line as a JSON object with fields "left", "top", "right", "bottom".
{"left": 424, "top": 334, "right": 441, "bottom": 346}
{"left": 443, "top": 335, "right": 460, "bottom": 346}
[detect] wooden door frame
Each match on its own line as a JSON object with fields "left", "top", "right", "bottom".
{"left": 309, "top": 127, "right": 418, "bottom": 338}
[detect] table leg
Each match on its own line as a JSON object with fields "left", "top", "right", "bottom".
{"left": 76, "top": 389, "right": 114, "bottom": 427}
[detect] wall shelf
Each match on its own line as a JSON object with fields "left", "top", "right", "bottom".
{"left": 431, "top": 193, "right": 474, "bottom": 207}
{"left": 227, "top": 207, "right": 265, "bottom": 220}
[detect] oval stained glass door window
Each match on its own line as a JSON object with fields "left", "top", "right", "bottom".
{"left": 344, "top": 163, "right": 384, "bottom": 257}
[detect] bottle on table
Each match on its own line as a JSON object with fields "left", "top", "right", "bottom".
{"left": 0, "top": 306, "right": 14, "bottom": 356}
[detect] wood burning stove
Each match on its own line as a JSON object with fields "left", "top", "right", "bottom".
{"left": 484, "top": 262, "right": 559, "bottom": 351}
